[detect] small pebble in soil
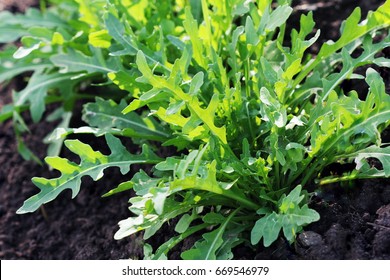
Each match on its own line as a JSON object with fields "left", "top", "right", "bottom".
{"left": 362, "top": 212, "right": 371, "bottom": 222}
{"left": 376, "top": 204, "right": 390, "bottom": 227}
{"left": 296, "top": 231, "right": 323, "bottom": 248}
{"left": 295, "top": 231, "right": 326, "bottom": 259}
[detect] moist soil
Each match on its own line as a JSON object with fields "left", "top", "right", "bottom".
{"left": 0, "top": 0, "right": 389, "bottom": 260}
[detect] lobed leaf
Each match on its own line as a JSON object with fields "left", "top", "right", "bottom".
{"left": 251, "top": 186, "right": 319, "bottom": 246}
{"left": 0, "top": 9, "right": 69, "bottom": 43}
{"left": 135, "top": 51, "right": 227, "bottom": 144}
{"left": 181, "top": 209, "right": 239, "bottom": 260}
{"left": 51, "top": 49, "right": 122, "bottom": 76}
{"left": 83, "top": 98, "right": 170, "bottom": 141}
{"left": 354, "top": 146, "right": 390, "bottom": 177}
{"left": 13, "top": 71, "right": 80, "bottom": 123}
{"left": 17, "top": 134, "right": 161, "bottom": 214}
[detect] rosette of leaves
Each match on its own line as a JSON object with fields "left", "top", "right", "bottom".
{"left": 3, "top": 0, "right": 389, "bottom": 259}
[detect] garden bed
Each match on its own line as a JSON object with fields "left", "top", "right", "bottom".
{"left": 0, "top": 0, "right": 389, "bottom": 259}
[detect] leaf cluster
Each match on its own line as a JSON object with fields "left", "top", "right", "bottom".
{"left": 2, "top": 0, "right": 389, "bottom": 259}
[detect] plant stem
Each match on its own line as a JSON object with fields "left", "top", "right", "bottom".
{"left": 318, "top": 173, "right": 378, "bottom": 185}
{"left": 155, "top": 223, "right": 209, "bottom": 258}
{"left": 301, "top": 161, "right": 319, "bottom": 187}
{"left": 221, "top": 189, "right": 259, "bottom": 211}
{"left": 287, "top": 149, "right": 318, "bottom": 187}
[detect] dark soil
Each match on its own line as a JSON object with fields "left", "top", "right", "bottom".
{"left": 0, "top": 0, "right": 37, "bottom": 12}
{"left": 1, "top": 0, "right": 389, "bottom": 260}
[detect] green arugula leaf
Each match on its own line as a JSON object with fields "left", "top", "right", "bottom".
{"left": 51, "top": 48, "right": 122, "bottom": 76}
{"left": 150, "top": 224, "right": 208, "bottom": 260}
{"left": 293, "top": 1, "right": 390, "bottom": 88}
{"left": 136, "top": 51, "right": 227, "bottom": 144}
{"left": 251, "top": 186, "right": 319, "bottom": 246}
{"left": 321, "top": 34, "right": 390, "bottom": 101}
{"left": 354, "top": 146, "right": 390, "bottom": 177}
{"left": 82, "top": 98, "right": 170, "bottom": 141}
{"left": 181, "top": 208, "right": 239, "bottom": 260}
{"left": 16, "top": 134, "right": 161, "bottom": 214}
{"left": 0, "top": 8, "right": 69, "bottom": 43}
{"left": 251, "top": 212, "right": 281, "bottom": 247}
{"left": 13, "top": 71, "right": 80, "bottom": 122}
{"left": 0, "top": 47, "right": 51, "bottom": 84}
{"left": 115, "top": 197, "right": 193, "bottom": 240}
{"left": 266, "top": 4, "right": 293, "bottom": 32}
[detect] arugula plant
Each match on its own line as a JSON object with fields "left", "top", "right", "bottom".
{"left": 1, "top": 0, "right": 389, "bottom": 259}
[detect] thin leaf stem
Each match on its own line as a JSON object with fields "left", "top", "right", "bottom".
{"left": 221, "top": 189, "right": 258, "bottom": 211}
{"left": 318, "top": 173, "right": 383, "bottom": 185}
{"left": 154, "top": 223, "right": 209, "bottom": 259}
{"left": 204, "top": 207, "right": 241, "bottom": 260}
